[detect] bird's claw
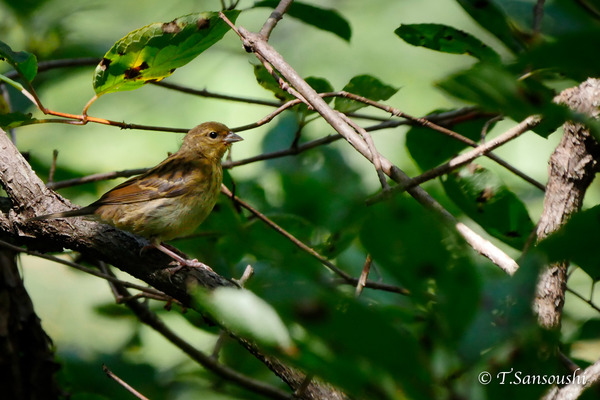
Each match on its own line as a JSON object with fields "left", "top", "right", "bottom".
{"left": 166, "top": 258, "right": 214, "bottom": 275}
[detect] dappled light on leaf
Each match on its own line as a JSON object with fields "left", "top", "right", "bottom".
{"left": 93, "top": 11, "right": 240, "bottom": 95}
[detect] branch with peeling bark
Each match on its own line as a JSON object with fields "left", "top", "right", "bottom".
{"left": 533, "top": 79, "right": 600, "bottom": 399}
{"left": 535, "top": 78, "right": 600, "bottom": 330}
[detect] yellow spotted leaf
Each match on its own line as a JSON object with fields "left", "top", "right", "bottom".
{"left": 93, "top": 10, "right": 240, "bottom": 95}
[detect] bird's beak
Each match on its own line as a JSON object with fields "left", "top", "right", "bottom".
{"left": 224, "top": 132, "right": 243, "bottom": 143}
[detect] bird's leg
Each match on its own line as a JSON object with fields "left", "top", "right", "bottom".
{"left": 151, "top": 242, "right": 213, "bottom": 274}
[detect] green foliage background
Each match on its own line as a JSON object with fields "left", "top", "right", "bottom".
{"left": 2, "top": 0, "right": 600, "bottom": 399}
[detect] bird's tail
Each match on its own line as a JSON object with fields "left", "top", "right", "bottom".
{"left": 27, "top": 206, "right": 96, "bottom": 222}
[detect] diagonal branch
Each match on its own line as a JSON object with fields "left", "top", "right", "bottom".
{"left": 225, "top": 15, "right": 520, "bottom": 275}
{"left": 543, "top": 357, "right": 600, "bottom": 400}
{"left": 368, "top": 115, "right": 541, "bottom": 203}
{"left": 220, "top": 185, "right": 409, "bottom": 295}
{"left": 335, "top": 91, "right": 545, "bottom": 192}
{"left": 259, "top": 0, "right": 294, "bottom": 39}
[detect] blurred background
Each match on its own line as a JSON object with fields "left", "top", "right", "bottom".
{"left": 2, "top": 0, "right": 596, "bottom": 398}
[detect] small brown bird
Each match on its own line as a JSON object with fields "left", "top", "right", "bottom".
{"left": 30, "top": 121, "right": 243, "bottom": 271}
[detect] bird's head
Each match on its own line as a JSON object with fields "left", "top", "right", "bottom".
{"left": 180, "top": 121, "right": 243, "bottom": 161}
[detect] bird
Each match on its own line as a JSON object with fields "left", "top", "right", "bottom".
{"left": 29, "top": 121, "right": 243, "bottom": 272}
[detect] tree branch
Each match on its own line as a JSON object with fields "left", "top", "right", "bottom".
{"left": 226, "top": 16, "right": 520, "bottom": 274}
{"left": 220, "top": 185, "right": 410, "bottom": 295}
{"left": 535, "top": 78, "right": 600, "bottom": 329}
{"left": 543, "top": 358, "right": 600, "bottom": 400}
{"left": 259, "top": 0, "right": 294, "bottom": 39}
{"left": 106, "top": 271, "right": 293, "bottom": 400}
{"left": 368, "top": 115, "right": 541, "bottom": 202}
{"left": 0, "top": 128, "right": 347, "bottom": 399}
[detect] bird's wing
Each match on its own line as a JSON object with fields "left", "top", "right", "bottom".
{"left": 92, "top": 156, "right": 211, "bottom": 206}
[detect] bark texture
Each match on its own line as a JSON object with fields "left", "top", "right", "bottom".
{"left": 535, "top": 78, "right": 600, "bottom": 328}
{"left": 0, "top": 249, "right": 61, "bottom": 399}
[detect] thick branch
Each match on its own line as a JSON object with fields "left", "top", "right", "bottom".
{"left": 0, "top": 249, "right": 61, "bottom": 399}
{"left": 535, "top": 78, "right": 600, "bottom": 329}
{"left": 0, "top": 129, "right": 345, "bottom": 399}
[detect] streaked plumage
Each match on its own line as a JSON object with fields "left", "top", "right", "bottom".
{"left": 31, "top": 121, "right": 243, "bottom": 270}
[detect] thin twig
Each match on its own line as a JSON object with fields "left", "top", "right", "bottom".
{"left": 566, "top": 287, "right": 600, "bottom": 313}
{"left": 155, "top": 81, "right": 282, "bottom": 107}
{"left": 3, "top": 58, "right": 100, "bottom": 80}
{"left": 260, "top": 0, "right": 294, "bottom": 39}
{"left": 533, "top": 0, "right": 546, "bottom": 34}
{"left": 47, "top": 168, "right": 149, "bottom": 190}
{"left": 294, "top": 374, "right": 314, "bottom": 398}
{"left": 220, "top": 185, "right": 410, "bottom": 295}
{"left": 336, "top": 91, "right": 545, "bottom": 192}
{"left": 355, "top": 255, "right": 372, "bottom": 297}
{"left": 558, "top": 351, "right": 582, "bottom": 374}
{"left": 480, "top": 115, "right": 504, "bottom": 142}
{"left": 235, "top": 264, "right": 255, "bottom": 287}
{"left": 233, "top": 97, "right": 303, "bottom": 131}
{"left": 367, "top": 115, "right": 541, "bottom": 204}
{"left": 48, "top": 150, "right": 59, "bottom": 183}
{"left": 112, "top": 284, "right": 293, "bottom": 399}
{"left": 337, "top": 112, "right": 388, "bottom": 189}
{"left": 103, "top": 364, "right": 150, "bottom": 400}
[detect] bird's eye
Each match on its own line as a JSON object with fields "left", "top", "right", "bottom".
{"left": 209, "top": 131, "right": 218, "bottom": 139}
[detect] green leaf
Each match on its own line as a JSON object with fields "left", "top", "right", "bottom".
{"left": 195, "top": 287, "right": 293, "bottom": 351}
{"left": 305, "top": 76, "right": 333, "bottom": 99}
{"left": 93, "top": 11, "right": 240, "bottom": 95}
{"left": 459, "top": 251, "right": 547, "bottom": 363}
{"left": 253, "top": 67, "right": 334, "bottom": 113}
{"left": 0, "top": 91, "right": 10, "bottom": 114}
{"left": 519, "top": 30, "right": 600, "bottom": 82}
{"left": 0, "top": 41, "right": 37, "bottom": 82}
{"left": 0, "top": 112, "right": 36, "bottom": 129}
{"left": 437, "top": 63, "right": 565, "bottom": 137}
{"left": 293, "top": 295, "right": 433, "bottom": 399}
{"left": 406, "top": 110, "right": 496, "bottom": 171}
{"left": 253, "top": 64, "right": 293, "bottom": 102}
{"left": 455, "top": 0, "right": 527, "bottom": 54}
{"left": 395, "top": 23, "right": 501, "bottom": 63}
{"left": 253, "top": 0, "right": 351, "bottom": 41}
{"left": 334, "top": 74, "right": 398, "bottom": 113}
{"left": 574, "top": 319, "right": 600, "bottom": 341}
{"left": 435, "top": 253, "right": 481, "bottom": 342}
{"left": 360, "top": 196, "right": 450, "bottom": 300}
{"left": 2, "top": 0, "right": 50, "bottom": 17}
{"left": 442, "top": 164, "right": 535, "bottom": 249}
{"left": 539, "top": 205, "right": 600, "bottom": 280}
{"left": 93, "top": 303, "right": 134, "bottom": 318}
{"left": 299, "top": 76, "right": 333, "bottom": 114}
